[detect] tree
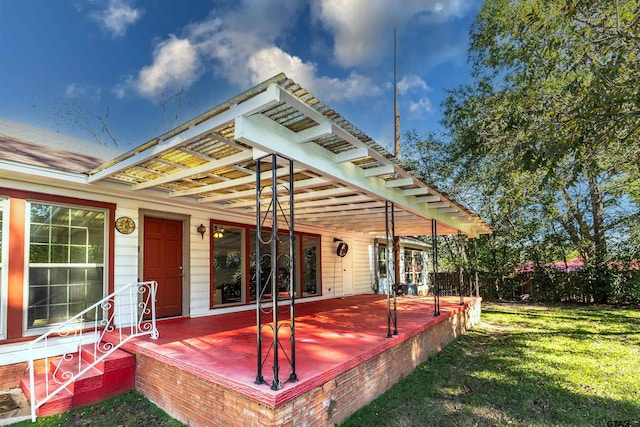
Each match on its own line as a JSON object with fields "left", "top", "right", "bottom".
{"left": 424, "top": 0, "right": 640, "bottom": 302}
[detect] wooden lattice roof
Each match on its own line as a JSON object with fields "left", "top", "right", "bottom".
{"left": 89, "top": 74, "right": 491, "bottom": 237}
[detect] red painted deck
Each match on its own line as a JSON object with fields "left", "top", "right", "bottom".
{"left": 108, "top": 295, "right": 477, "bottom": 409}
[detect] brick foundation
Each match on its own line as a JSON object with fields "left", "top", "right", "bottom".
{"left": 0, "top": 359, "right": 47, "bottom": 391}
{"left": 135, "top": 299, "right": 481, "bottom": 426}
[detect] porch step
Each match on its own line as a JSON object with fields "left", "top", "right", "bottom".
{"left": 20, "top": 345, "right": 136, "bottom": 417}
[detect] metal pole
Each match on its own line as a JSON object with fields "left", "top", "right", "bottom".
{"left": 288, "top": 158, "right": 298, "bottom": 383}
{"left": 458, "top": 230, "right": 464, "bottom": 305}
{"left": 270, "top": 155, "right": 281, "bottom": 391}
{"left": 255, "top": 159, "right": 264, "bottom": 385}
{"left": 392, "top": 203, "right": 398, "bottom": 335}
{"left": 474, "top": 238, "right": 480, "bottom": 298}
{"left": 432, "top": 220, "right": 440, "bottom": 316}
{"left": 386, "top": 201, "right": 392, "bottom": 338}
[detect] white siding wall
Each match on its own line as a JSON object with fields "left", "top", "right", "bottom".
{"left": 3, "top": 176, "right": 383, "bottom": 320}
{"left": 189, "top": 214, "right": 211, "bottom": 317}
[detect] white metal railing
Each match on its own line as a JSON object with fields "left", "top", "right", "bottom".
{"left": 26, "top": 281, "right": 159, "bottom": 422}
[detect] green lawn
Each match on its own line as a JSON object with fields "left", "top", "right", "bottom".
{"left": 341, "top": 303, "right": 640, "bottom": 427}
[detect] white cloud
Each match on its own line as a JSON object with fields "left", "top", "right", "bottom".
{"left": 136, "top": 36, "right": 201, "bottom": 99}
{"left": 90, "top": 0, "right": 143, "bottom": 38}
{"left": 247, "top": 47, "right": 318, "bottom": 89}
{"left": 313, "top": 0, "right": 473, "bottom": 67}
{"left": 409, "top": 97, "right": 433, "bottom": 114}
{"left": 397, "top": 75, "right": 429, "bottom": 95}
{"left": 124, "top": 0, "right": 383, "bottom": 103}
{"left": 315, "top": 72, "right": 383, "bottom": 101}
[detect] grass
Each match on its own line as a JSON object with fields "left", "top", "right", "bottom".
{"left": 10, "top": 390, "right": 185, "bottom": 427}
{"left": 341, "top": 302, "right": 640, "bottom": 427}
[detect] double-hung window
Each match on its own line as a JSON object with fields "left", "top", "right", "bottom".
{"left": 27, "top": 202, "right": 106, "bottom": 329}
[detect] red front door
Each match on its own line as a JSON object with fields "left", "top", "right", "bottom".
{"left": 144, "top": 217, "right": 183, "bottom": 318}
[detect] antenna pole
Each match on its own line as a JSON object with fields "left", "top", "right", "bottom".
{"left": 394, "top": 27, "right": 400, "bottom": 158}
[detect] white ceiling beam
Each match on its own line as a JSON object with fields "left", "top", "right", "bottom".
{"left": 259, "top": 194, "right": 372, "bottom": 212}
{"left": 297, "top": 207, "right": 385, "bottom": 220}
{"left": 427, "top": 201, "right": 450, "bottom": 209}
{"left": 132, "top": 150, "right": 253, "bottom": 190}
{"left": 89, "top": 84, "right": 281, "bottom": 183}
{"left": 334, "top": 147, "right": 369, "bottom": 163}
{"left": 438, "top": 207, "right": 460, "bottom": 213}
{"left": 176, "top": 166, "right": 302, "bottom": 199}
{"left": 416, "top": 195, "right": 441, "bottom": 203}
{"left": 194, "top": 174, "right": 326, "bottom": 204}
{"left": 295, "top": 201, "right": 383, "bottom": 215}
{"left": 403, "top": 187, "right": 432, "bottom": 196}
{"left": 294, "top": 121, "right": 332, "bottom": 143}
{"left": 363, "top": 165, "right": 395, "bottom": 178}
{"left": 386, "top": 177, "right": 414, "bottom": 188}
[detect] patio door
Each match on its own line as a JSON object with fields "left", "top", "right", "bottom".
{"left": 143, "top": 217, "right": 183, "bottom": 318}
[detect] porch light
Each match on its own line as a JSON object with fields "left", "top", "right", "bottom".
{"left": 213, "top": 225, "right": 225, "bottom": 239}
{"left": 197, "top": 224, "right": 207, "bottom": 239}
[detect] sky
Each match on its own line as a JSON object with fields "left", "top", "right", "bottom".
{"left": 0, "top": 0, "right": 482, "bottom": 152}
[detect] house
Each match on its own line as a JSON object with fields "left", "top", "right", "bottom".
{"left": 0, "top": 73, "right": 490, "bottom": 424}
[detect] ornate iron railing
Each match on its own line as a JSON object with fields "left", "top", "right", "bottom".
{"left": 26, "top": 281, "right": 159, "bottom": 422}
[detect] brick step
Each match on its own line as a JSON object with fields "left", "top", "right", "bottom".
{"left": 21, "top": 344, "right": 136, "bottom": 417}
{"left": 20, "top": 374, "right": 73, "bottom": 417}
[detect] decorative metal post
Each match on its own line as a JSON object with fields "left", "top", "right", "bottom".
{"left": 432, "top": 219, "right": 440, "bottom": 316}
{"left": 385, "top": 201, "right": 398, "bottom": 338}
{"left": 255, "top": 154, "right": 297, "bottom": 390}
{"left": 458, "top": 230, "right": 464, "bottom": 305}
{"left": 474, "top": 238, "right": 480, "bottom": 298}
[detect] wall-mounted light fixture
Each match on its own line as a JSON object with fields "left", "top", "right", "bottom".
{"left": 197, "top": 224, "right": 207, "bottom": 239}
{"left": 213, "top": 225, "right": 225, "bottom": 239}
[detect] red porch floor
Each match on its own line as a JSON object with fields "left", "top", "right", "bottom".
{"left": 107, "top": 295, "right": 478, "bottom": 409}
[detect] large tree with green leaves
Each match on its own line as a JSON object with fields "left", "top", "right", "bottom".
{"left": 417, "top": 0, "right": 640, "bottom": 302}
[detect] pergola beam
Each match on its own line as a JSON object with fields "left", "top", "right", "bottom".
{"left": 132, "top": 150, "right": 254, "bottom": 190}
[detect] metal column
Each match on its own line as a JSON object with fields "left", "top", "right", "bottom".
{"left": 458, "top": 230, "right": 464, "bottom": 305}
{"left": 474, "top": 238, "right": 480, "bottom": 298}
{"left": 385, "top": 201, "right": 398, "bottom": 337}
{"left": 432, "top": 219, "right": 440, "bottom": 316}
{"left": 255, "top": 154, "right": 297, "bottom": 390}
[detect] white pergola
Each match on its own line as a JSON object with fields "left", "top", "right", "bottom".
{"left": 89, "top": 73, "right": 490, "bottom": 238}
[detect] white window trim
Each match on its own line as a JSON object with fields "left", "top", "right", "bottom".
{"left": 22, "top": 200, "right": 109, "bottom": 336}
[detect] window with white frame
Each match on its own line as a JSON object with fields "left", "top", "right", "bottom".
{"left": 27, "top": 202, "right": 106, "bottom": 328}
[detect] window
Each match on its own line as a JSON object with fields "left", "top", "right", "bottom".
{"left": 27, "top": 203, "right": 106, "bottom": 328}
{"left": 301, "top": 236, "right": 320, "bottom": 296}
{"left": 378, "top": 243, "right": 387, "bottom": 277}
{"left": 211, "top": 221, "right": 321, "bottom": 307}
{"left": 404, "top": 248, "right": 425, "bottom": 284}
{"left": 212, "top": 226, "right": 244, "bottom": 305}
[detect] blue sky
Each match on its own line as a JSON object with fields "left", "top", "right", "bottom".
{"left": 0, "top": 0, "right": 482, "bottom": 151}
